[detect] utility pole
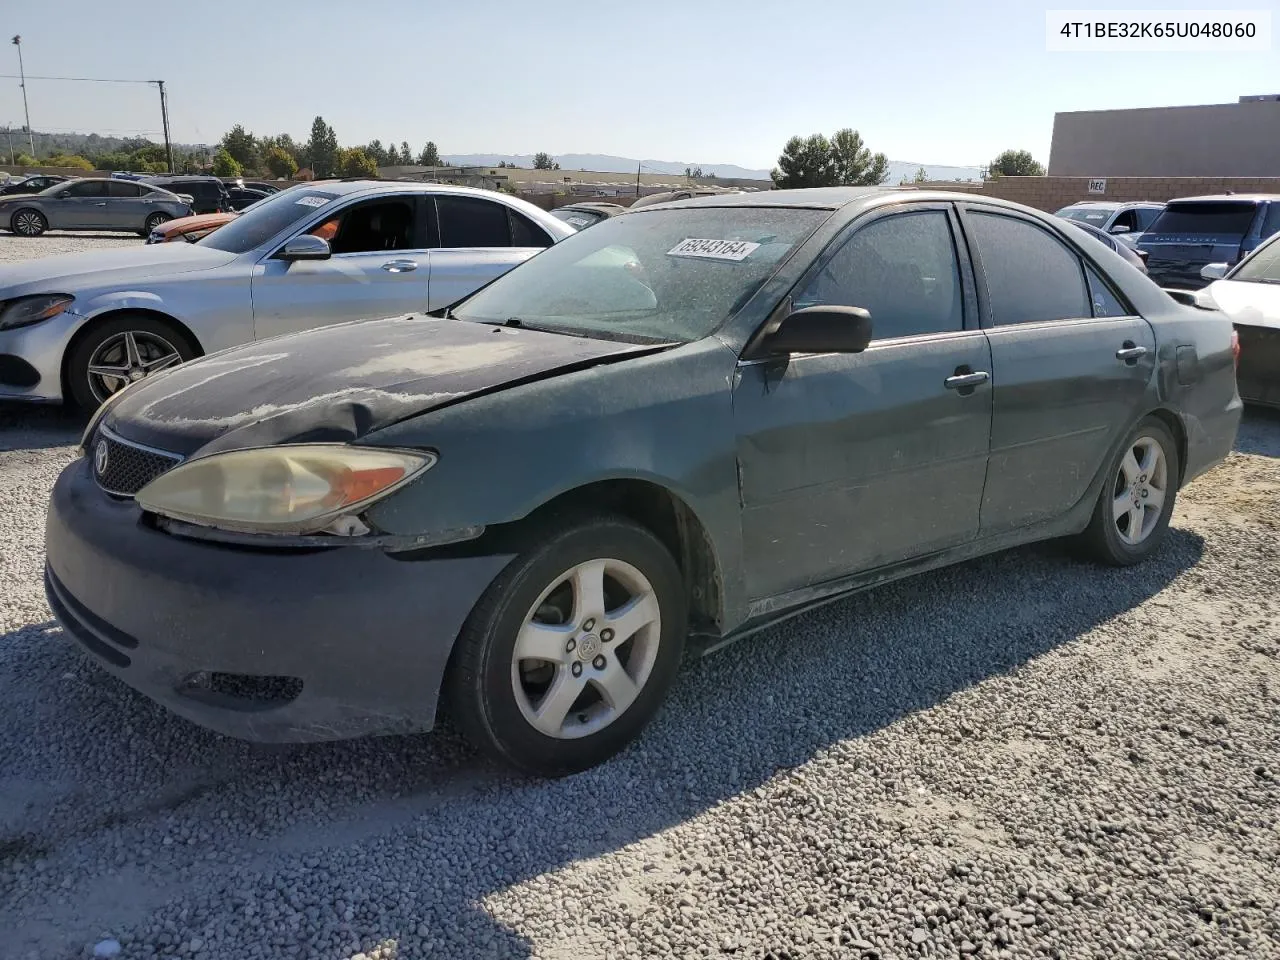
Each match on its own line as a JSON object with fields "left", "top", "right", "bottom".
{"left": 155, "top": 80, "right": 173, "bottom": 173}
{"left": 635, "top": 160, "right": 641, "bottom": 199}
{"left": 4, "top": 124, "right": 14, "bottom": 165}
{"left": 10, "top": 36, "right": 35, "bottom": 157}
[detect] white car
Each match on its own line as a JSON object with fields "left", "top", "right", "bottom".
{"left": 0, "top": 181, "right": 574, "bottom": 408}
{"left": 1201, "top": 234, "right": 1280, "bottom": 408}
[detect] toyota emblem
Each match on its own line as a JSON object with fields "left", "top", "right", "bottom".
{"left": 94, "top": 439, "right": 109, "bottom": 476}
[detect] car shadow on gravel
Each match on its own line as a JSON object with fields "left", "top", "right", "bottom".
{"left": 1235, "top": 405, "right": 1280, "bottom": 457}
{"left": 0, "top": 526, "right": 1205, "bottom": 958}
{"left": 0, "top": 403, "right": 84, "bottom": 451}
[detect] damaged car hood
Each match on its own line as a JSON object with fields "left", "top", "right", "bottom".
{"left": 104, "top": 314, "right": 665, "bottom": 456}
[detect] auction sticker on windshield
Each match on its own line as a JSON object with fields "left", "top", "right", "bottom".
{"left": 295, "top": 195, "right": 330, "bottom": 208}
{"left": 667, "top": 238, "right": 761, "bottom": 261}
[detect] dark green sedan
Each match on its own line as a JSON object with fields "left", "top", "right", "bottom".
{"left": 45, "top": 187, "right": 1241, "bottom": 776}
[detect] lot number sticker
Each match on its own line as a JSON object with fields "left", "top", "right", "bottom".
{"left": 667, "top": 238, "right": 761, "bottom": 261}
{"left": 296, "top": 195, "right": 330, "bottom": 207}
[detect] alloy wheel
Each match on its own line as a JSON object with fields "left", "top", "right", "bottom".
{"left": 511, "top": 557, "right": 662, "bottom": 740}
{"left": 13, "top": 210, "right": 44, "bottom": 236}
{"left": 86, "top": 330, "right": 184, "bottom": 404}
{"left": 1112, "top": 436, "right": 1168, "bottom": 545}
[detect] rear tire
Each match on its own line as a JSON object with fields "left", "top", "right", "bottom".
{"left": 144, "top": 212, "right": 171, "bottom": 233}
{"left": 446, "top": 512, "right": 687, "bottom": 777}
{"left": 1079, "top": 416, "right": 1179, "bottom": 566}
{"left": 65, "top": 314, "right": 199, "bottom": 412}
{"left": 10, "top": 208, "right": 46, "bottom": 237}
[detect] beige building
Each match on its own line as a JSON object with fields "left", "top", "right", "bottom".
{"left": 1048, "top": 95, "right": 1280, "bottom": 178}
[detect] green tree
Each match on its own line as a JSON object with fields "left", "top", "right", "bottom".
{"left": 262, "top": 134, "right": 302, "bottom": 166}
{"left": 13, "top": 152, "right": 36, "bottom": 167}
{"left": 912, "top": 166, "right": 929, "bottom": 183}
{"left": 418, "top": 141, "right": 441, "bottom": 166}
{"left": 306, "top": 116, "right": 339, "bottom": 178}
{"left": 211, "top": 148, "right": 242, "bottom": 178}
{"left": 771, "top": 134, "right": 835, "bottom": 188}
{"left": 45, "top": 154, "right": 93, "bottom": 170}
{"left": 399, "top": 141, "right": 413, "bottom": 165}
{"left": 128, "top": 143, "right": 169, "bottom": 172}
{"left": 365, "top": 139, "right": 387, "bottom": 165}
{"left": 533, "top": 152, "right": 555, "bottom": 170}
{"left": 987, "top": 149, "right": 1044, "bottom": 178}
{"left": 829, "top": 128, "right": 889, "bottom": 186}
{"left": 220, "top": 124, "right": 259, "bottom": 172}
{"left": 336, "top": 147, "right": 378, "bottom": 178}
{"left": 264, "top": 146, "right": 298, "bottom": 179}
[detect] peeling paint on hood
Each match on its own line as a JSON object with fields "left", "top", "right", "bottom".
{"left": 104, "top": 314, "right": 662, "bottom": 456}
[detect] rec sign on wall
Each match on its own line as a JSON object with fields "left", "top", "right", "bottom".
{"left": 1088, "top": 178, "right": 1107, "bottom": 194}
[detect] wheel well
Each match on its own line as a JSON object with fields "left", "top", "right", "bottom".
{"left": 61, "top": 309, "right": 204, "bottom": 398}
{"left": 527, "top": 480, "right": 724, "bottom": 632}
{"left": 1148, "top": 407, "right": 1188, "bottom": 486}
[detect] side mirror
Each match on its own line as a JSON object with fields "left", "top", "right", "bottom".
{"left": 276, "top": 234, "right": 332, "bottom": 262}
{"left": 762, "top": 305, "right": 873, "bottom": 356}
{"left": 1200, "top": 262, "right": 1228, "bottom": 281}
{"left": 1109, "top": 224, "right": 1131, "bottom": 235}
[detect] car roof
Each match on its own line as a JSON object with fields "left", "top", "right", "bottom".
{"left": 1167, "top": 193, "right": 1280, "bottom": 204}
{"left": 648, "top": 186, "right": 1050, "bottom": 215}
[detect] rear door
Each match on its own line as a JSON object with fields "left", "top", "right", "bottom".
{"left": 426, "top": 195, "right": 554, "bottom": 311}
{"left": 48, "top": 179, "right": 111, "bottom": 228}
{"left": 105, "top": 180, "right": 148, "bottom": 230}
{"left": 251, "top": 194, "right": 433, "bottom": 338}
{"left": 959, "top": 205, "right": 1157, "bottom": 537}
{"left": 1138, "top": 201, "right": 1258, "bottom": 287}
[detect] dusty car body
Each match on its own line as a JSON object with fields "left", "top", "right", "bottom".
{"left": 1200, "top": 232, "right": 1280, "bottom": 407}
{"left": 45, "top": 187, "right": 1241, "bottom": 776}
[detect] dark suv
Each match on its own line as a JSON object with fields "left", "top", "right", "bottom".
{"left": 141, "top": 175, "right": 232, "bottom": 214}
{"left": 1137, "top": 194, "right": 1280, "bottom": 289}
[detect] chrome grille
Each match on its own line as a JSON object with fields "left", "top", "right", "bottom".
{"left": 92, "top": 425, "right": 183, "bottom": 497}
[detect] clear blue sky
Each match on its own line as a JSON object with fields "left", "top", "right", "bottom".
{"left": 2, "top": 0, "right": 1276, "bottom": 171}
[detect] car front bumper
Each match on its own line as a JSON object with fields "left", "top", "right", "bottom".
{"left": 0, "top": 308, "right": 92, "bottom": 403}
{"left": 44, "top": 457, "right": 513, "bottom": 742}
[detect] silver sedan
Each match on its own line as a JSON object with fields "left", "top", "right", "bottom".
{"left": 0, "top": 181, "right": 575, "bottom": 408}
{"left": 0, "top": 178, "right": 192, "bottom": 237}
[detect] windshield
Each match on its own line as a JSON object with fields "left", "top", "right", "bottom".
{"left": 198, "top": 188, "right": 342, "bottom": 253}
{"left": 1057, "top": 206, "right": 1113, "bottom": 225}
{"left": 1231, "top": 235, "right": 1280, "bottom": 283}
{"left": 1147, "top": 201, "right": 1257, "bottom": 237}
{"left": 551, "top": 208, "right": 606, "bottom": 229}
{"left": 452, "top": 207, "right": 827, "bottom": 343}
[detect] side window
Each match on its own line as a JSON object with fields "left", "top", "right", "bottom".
{"left": 65, "top": 180, "right": 108, "bottom": 198}
{"left": 326, "top": 199, "right": 417, "bottom": 255}
{"left": 1136, "top": 208, "right": 1161, "bottom": 231}
{"left": 1111, "top": 210, "right": 1138, "bottom": 232}
{"left": 1085, "top": 264, "right": 1129, "bottom": 318}
{"left": 437, "top": 195, "right": 511, "bottom": 248}
{"left": 794, "top": 210, "right": 964, "bottom": 339}
{"left": 967, "top": 212, "right": 1090, "bottom": 326}
{"left": 509, "top": 209, "right": 552, "bottom": 248}
{"left": 107, "top": 181, "right": 143, "bottom": 198}
{"left": 1261, "top": 202, "right": 1280, "bottom": 240}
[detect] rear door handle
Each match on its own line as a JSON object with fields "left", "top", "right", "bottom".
{"left": 381, "top": 259, "right": 418, "bottom": 273}
{"left": 1116, "top": 344, "right": 1148, "bottom": 361}
{"left": 944, "top": 371, "right": 990, "bottom": 390}
{"left": 93, "top": 202, "right": 108, "bottom": 207}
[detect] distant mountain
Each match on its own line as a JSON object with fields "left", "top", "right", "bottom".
{"left": 443, "top": 153, "right": 981, "bottom": 183}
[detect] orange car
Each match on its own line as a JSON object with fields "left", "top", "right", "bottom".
{"left": 145, "top": 211, "right": 239, "bottom": 245}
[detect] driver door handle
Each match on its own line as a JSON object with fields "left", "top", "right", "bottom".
{"left": 944, "top": 371, "right": 990, "bottom": 390}
{"left": 1116, "top": 344, "right": 1148, "bottom": 361}
{"left": 381, "top": 259, "right": 418, "bottom": 273}
{"left": 92, "top": 202, "right": 108, "bottom": 207}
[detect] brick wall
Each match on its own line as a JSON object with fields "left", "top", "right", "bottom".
{"left": 977, "top": 176, "right": 1280, "bottom": 212}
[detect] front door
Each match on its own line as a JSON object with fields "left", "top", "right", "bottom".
{"left": 48, "top": 179, "right": 111, "bottom": 229}
{"left": 733, "top": 206, "right": 993, "bottom": 601}
{"left": 959, "top": 206, "right": 1158, "bottom": 537}
{"left": 251, "top": 195, "right": 432, "bottom": 339}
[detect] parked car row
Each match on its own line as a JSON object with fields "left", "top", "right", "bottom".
{"left": 2, "top": 184, "right": 1247, "bottom": 776}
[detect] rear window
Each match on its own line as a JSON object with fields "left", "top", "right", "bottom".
{"left": 1146, "top": 202, "right": 1257, "bottom": 237}
{"left": 1057, "top": 206, "right": 1113, "bottom": 226}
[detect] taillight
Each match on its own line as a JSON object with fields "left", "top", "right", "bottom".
{"left": 1230, "top": 329, "right": 1240, "bottom": 371}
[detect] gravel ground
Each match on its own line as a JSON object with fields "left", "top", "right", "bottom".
{"left": 0, "top": 232, "right": 140, "bottom": 264}
{"left": 2, "top": 237, "right": 1279, "bottom": 960}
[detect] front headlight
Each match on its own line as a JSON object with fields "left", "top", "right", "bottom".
{"left": 0, "top": 294, "right": 75, "bottom": 331}
{"left": 136, "top": 444, "right": 436, "bottom": 535}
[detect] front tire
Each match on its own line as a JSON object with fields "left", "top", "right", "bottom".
{"left": 65, "top": 314, "right": 198, "bottom": 412}
{"left": 144, "top": 212, "right": 172, "bottom": 234}
{"left": 447, "top": 513, "right": 687, "bottom": 776}
{"left": 1079, "top": 416, "right": 1179, "bottom": 566}
{"left": 10, "top": 208, "right": 46, "bottom": 236}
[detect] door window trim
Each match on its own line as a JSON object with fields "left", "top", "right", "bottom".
{"left": 955, "top": 202, "right": 1142, "bottom": 329}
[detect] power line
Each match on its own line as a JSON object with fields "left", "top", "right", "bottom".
{"left": 0, "top": 73, "right": 157, "bottom": 84}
